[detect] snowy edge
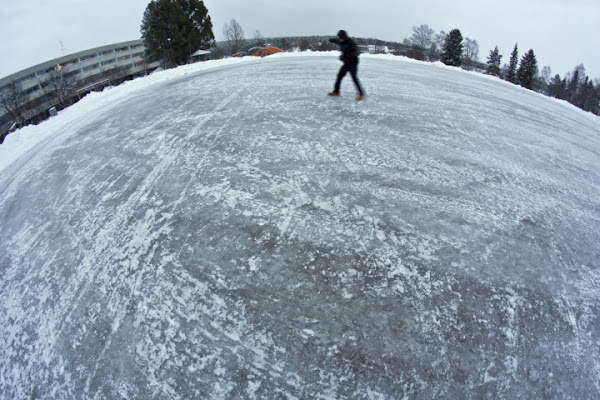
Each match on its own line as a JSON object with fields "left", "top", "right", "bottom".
{"left": 1, "top": 51, "right": 598, "bottom": 175}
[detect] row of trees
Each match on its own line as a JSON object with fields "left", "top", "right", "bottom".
{"left": 404, "top": 24, "right": 599, "bottom": 115}
{"left": 485, "top": 43, "right": 539, "bottom": 90}
{"left": 485, "top": 44, "right": 599, "bottom": 113}
{"left": 404, "top": 25, "right": 481, "bottom": 70}
{"left": 547, "top": 65, "right": 600, "bottom": 113}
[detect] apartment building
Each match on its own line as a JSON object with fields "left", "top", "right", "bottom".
{"left": 0, "top": 39, "right": 161, "bottom": 140}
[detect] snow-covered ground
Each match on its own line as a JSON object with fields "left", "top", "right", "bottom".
{"left": 1, "top": 53, "right": 599, "bottom": 399}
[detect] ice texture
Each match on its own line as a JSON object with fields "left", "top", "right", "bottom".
{"left": 1, "top": 53, "right": 599, "bottom": 399}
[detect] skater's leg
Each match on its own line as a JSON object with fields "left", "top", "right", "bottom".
{"left": 349, "top": 64, "right": 364, "bottom": 96}
{"left": 334, "top": 65, "right": 349, "bottom": 93}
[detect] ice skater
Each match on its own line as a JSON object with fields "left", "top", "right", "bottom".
{"left": 328, "top": 30, "right": 365, "bottom": 101}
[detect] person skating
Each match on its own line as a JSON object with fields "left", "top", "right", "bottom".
{"left": 328, "top": 30, "right": 365, "bottom": 101}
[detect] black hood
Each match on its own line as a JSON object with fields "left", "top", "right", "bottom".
{"left": 337, "top": 30, "right": 348, "bottom": 40}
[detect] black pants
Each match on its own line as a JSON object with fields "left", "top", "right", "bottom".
{"left": 334, "top": 63, "right": 364, "bottom": 95}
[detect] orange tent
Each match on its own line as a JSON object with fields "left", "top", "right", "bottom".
{"left": 250, "top": 46, "right": 283, "bottom": 57}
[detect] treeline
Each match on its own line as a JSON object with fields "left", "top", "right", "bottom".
{"left": 546, "top": 66, "right": 599, "bottom": 114}
{"left": 485, "top": 43, "right": 600, "bottom": 114}
{"left": 399, "top": 24, "right": 600, "bottom": 116}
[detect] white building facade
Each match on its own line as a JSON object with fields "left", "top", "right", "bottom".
{"left": 0, "top": 39, "right": 161, "bottom": 140}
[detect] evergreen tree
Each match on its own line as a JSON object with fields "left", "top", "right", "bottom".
{"left": 593, "top": 85, "right": 600, "bottom": 115}
{"left": 441, "top": 29, "right": 463, "bottom": 67}
{"left": 506, "top": 44, "right": 519, "bottom": 84}
{"left": 517, "top": 49, "right": 538, "bottom": 89}
{"left": 566, "top": 65, "right": 584, "bottom": 105}
{"left": 576, "top": 77, "right": 593, "bottom": 110}
{"left": 548, "top": 74, "right": 567, "bottom": 100}
{"left": 486, "top": 46, "right": 502, "bottom": 76}
{"left": 141, "top": 0, "right": 215, "bottom": 68}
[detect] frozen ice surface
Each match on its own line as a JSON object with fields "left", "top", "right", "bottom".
{"left": 1, "top": 53, "right": 599, "bottom": 399}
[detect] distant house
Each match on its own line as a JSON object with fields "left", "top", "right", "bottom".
{"left": 191, "top": 49, "right": 211, "bottom": 63}
{"left": 359, "top": 45, "right": 390, "bottom": 54}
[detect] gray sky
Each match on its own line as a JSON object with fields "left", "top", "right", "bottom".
{"left": 1, "top": 0, "right": 599, "bottom": 80}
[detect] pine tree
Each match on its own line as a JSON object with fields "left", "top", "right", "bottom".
{"left": 548, "top": 74, "right": 567, "bottom": 100}
{"left": 576, "top": 77, "right": 592, "bottom": 110}
{"left": 593, "top": 85, "right": 600, "bottom": 115}
{"left": 566, "top": 65, "right": 584, "bottom": 105}
{"left": 506, "top": 44, "right": 519, "bottom": 84}
{"left": 182, "top": 0, "right": 215, "bottom": 50}
{"left": 141, "top": 0, "right": 215, "bottom": 68}
{"left": 441, "top": 29, "right": 463, "bottom": 67}
{"left": 583, "top": 80, "right": 598, "bottom": 112}
{"left": 517, "top": 49, "right": 538, "bottom": 89}
{"left": 566, "top": 73, "right": 578, "bottom": 105}
{"left": 486, "top": 46, "right": 502, "bottom": 76}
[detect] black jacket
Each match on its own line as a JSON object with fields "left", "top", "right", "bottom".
{"left": 329, "top": 37, "right": 361, "bottom": 65}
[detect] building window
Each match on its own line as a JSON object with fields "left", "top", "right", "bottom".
{"left": 79, "top": 53, "right": 97, "bottom": 62}
{"left": 83, "top": 64, "right": 99, "bottom": 72}
{"left": 24, "top": 85, "right": 40, "bottom": 95}
{"left": 100, "top": 59, "right": 117, "bottom": 66}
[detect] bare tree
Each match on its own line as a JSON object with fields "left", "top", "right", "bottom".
{"left": 0, "top": 80, "right": 29, "bottom": 126}
{"left": 254, "top": 30, "right": 264, "bottom": 46}
{"left": 104, "top": 65, "right": 131, "bottom": 87}
{"left": 462, "top": 38, "right": 480, "bottom": 70}
{"left": 410, "top": 24, "right": 434, "bottom": 50}
{"left": 431, "top": 30, "right": 447, "bottom": 60}
{"left": 534, "top": 65, "right": 552, "bottom": 93}
{"left": 539, "top": 66, "right": 552, "bottom": 84}
{"left": 223, "top": 18, "right": 245, "bottom": 55}
{"left": 274, "top": 37, "right": 291, "bottom": 51}
{"left": 41, "top": 69, "right": 78, "bottom": 109}
{"left": 316, "top": 40, "right": 337, "bottom": 52}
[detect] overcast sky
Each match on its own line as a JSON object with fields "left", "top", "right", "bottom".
{"left": 1, "top": 0, "right": 599, "bottom": 80}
